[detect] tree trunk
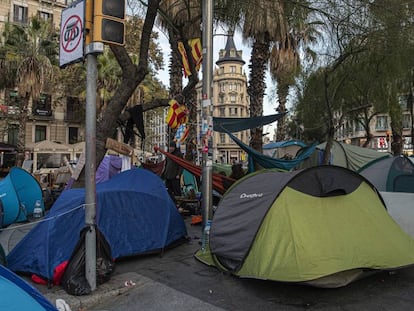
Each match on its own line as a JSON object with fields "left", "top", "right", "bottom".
{"left": 73, "top": 0, "right": 161, "bottom": 187}
{"left": 276, "top": 78, "right": 289, "bottom": 141}
{"left": 247, "top": 39, "right": 269, "bottom": 166}
{"left": 185, "top": 91, "right": 197, "bottom": 162}
{"left": 15, "top": 95, "right": 29, "bottom": 167}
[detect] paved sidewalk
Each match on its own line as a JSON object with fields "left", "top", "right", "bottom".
{"left": 35, "top": 271, "right": 225, "bottom": 311}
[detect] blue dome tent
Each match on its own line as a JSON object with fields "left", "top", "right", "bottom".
{"left": 0, "top": 264, "right": 57, "bottom": 310}
{"left": 7, "top": 168, "right": 187, "bottom": 281}
{"left": 0, "top": 167, "right": 44, "bottom": 227}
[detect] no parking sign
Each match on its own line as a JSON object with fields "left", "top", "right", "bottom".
{"left": 59, "top": 0, "right": 85, "bottom": 67}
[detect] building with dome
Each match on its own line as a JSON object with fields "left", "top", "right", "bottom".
{"left": 196, "top": 33, "right": 250, "bottom": 164}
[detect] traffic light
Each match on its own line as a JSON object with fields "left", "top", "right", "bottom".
{"left": 93, "top": 0, "right": 126, "bottom": 46}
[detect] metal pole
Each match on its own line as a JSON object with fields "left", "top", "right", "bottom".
{"left": 85, "top": 48, "right": 99, "bottom": 291}
{"left": 201, "top": 0, "right": 213, "bottom": 244}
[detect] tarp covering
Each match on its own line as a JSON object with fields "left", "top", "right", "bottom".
{"left": 263, "top": 140, "right": 306, "bottom": 159}
{"left": 0, "top": 264, "right": 57, "bottom": 311}
{"left": 224, "top": 130, "right": 317, "bottom": 171}
{"left": 95, "top": 154, "right": 122, "bottom": 183}
{"left": 7, "top": 168, "right": 187, "bottom": 280}
{"left": 155, "top": 147, "right": 235, "bottom": 194}
{"left": 213, "top": 113, "right": 286, "bottom": 133}
{"left": 196, "top": 166, "right": 414, "bottom": 287}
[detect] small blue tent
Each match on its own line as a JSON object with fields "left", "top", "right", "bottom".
{"left": 0, "top": 167, "right": 44, "bottom": 227}
{"left": 7, "top": 168, "right": 187, "bottom": 280}
{"left": 0, "top": 264, "right": 57, "bottom": 310}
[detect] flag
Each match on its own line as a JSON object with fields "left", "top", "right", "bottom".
{"left": 165, "top": 99, "right": 188, "bottom": 129}
{"left": 178, "top": 38, "right": 203, "bottom": 77}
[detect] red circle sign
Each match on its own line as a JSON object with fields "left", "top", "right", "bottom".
{"left": 61, "top": 15, "right": 83, "bottom": 53}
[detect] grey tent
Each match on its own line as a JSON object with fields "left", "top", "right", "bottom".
{"left": 358, "top": 155, "right": 414, "bottom": 192}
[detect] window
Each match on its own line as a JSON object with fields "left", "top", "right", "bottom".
{"left": 375, "top": 116, "right": 388, "bottom": 130}
{"left": 355, "top": 119, "right": 364, "bottom": 132}
{"left": 6, "top": 90, "right": 19, "bottom": 106}
{"left": 230, "top": 49, "right": 236, "bottom": 57}
{"left": 69, "top": 127, "right": 78, "bottom": 144}
{"left": 230, "top": 66, "right": 236, "bottom": 73}
{"left": 66, "top": 97, "right": 83, "bottom": 121}
{"left": 402, "top": 114, "right": 411, "bottom": 129}
{"left": 229, "top": 107, "right": 238, "bottom": 116}
{"left": 13, "top": 5, "right": 28, "bottom": 24}
{"left": 220, "top": 133, "right": 226, "bottom": 144}
{"left": 38, "top": 11, "right": 53, "bottom": 23}
{"left": 398, "top": 94, "right": 409, "bottom": 110}
{"left": 33, "top": 94, "right": 52, "bottom": 116}
{"left": 220, "top": 66, "right": 224, "bottom": 74}
{"left": 219, "top": 107, "right": 225, "bottom": 117}
{"left": 8, "top": 125, "right": 18, "bottom": 146}
{"left": 35, "top": 125, "right": 47, "bottom": 142}
{"left": 230, "top": 95, "right": 236, "bottom": 103}
{"left": 219, "top": 83, "right": 225, "bottom": 92}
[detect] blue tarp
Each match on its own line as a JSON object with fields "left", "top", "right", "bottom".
{"left": 0, "top": 264, "right": 57, "bottom": 310}
{"left": 7, "top": 168, "right": 187, "bottom": 280}
{"left": 212, "top": 114, "right": 315, "bottom": 171}
{"left": 263, "top": 140, "right": 306, "bottom": 150}
{"left": 225, "top": 130, "right": 317, "bottom": 172}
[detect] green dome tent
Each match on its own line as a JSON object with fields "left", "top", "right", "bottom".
{"left": 196, "top": 166, "right": 414, "bottom": 287}
{"left": 296, "top": 141, "right": 391, "bottom": 171}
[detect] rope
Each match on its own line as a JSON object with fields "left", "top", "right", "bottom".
{"left": 0, "top": 203, "right": 94, "bottom": 231}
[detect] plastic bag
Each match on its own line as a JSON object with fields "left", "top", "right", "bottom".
{"left": 61, "top": 226, "right": 115, "bottom": 296}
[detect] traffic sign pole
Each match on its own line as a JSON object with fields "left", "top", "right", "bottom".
{"left": 85, "top": 51, "right": 97, "bottom": 291}
{"left": 84, "top": 0, "right": 103, "bottom": 293}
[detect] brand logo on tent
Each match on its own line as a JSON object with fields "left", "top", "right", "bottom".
{"left": 240, "top": 192, "right": 263, "bottom": 199}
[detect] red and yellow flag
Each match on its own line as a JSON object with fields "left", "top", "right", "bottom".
{"left": 165, "top": 99, "right": 188, "bottom": 129}
{"left": 178, "top": 38, "right": 202, "bottom": 77}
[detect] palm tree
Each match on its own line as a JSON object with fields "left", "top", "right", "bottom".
{"left": 268, "top": 1, "right": 316, "bottom": 141}
{"left": 241, "top": 0, "right": 289, "bottom": 157}
{"left": 157, "top": 0, "right": 202, "bottom": 160}
{"left": 0, "top": 17, "right": 56, "bottom": 165}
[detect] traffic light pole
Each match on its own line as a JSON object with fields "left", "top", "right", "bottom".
{"left": 85, "top": 50, "right": 97, "bottom": 292}
{"left": 84, "top": 41, "right": 103, "bottom": 292}
{"left": 83, "top": 0, "right": 124, "bottom": 291}
{"left": 201, "top": 0, "right": 213, "bottom": 241}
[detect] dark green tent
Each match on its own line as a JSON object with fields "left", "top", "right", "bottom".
{"left": 196, "top": 166, "right": 414, "bottom": 287}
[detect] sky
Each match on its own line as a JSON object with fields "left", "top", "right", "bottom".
{"left": 153, "top": 26, "right": 279, "bottom": 139}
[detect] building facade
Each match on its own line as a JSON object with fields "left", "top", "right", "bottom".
{"left": 0, "top": 0, "right": 84, "bottom": 155}
{"left": 196, "top": 33, "right": 250, "bottom": 164}
{"left": 335, "top": 94, "right": 413, "bottom": 155}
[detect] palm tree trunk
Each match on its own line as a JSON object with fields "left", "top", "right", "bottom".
{"left": 276, "top": 78, "right": 289, "bottom": 141}
{"left": 248, "top": 40, "right": 269, "bottom": 159}
{"left": 15, "top": 95, "right": 29, "bottom": 167}
{"left": 185, "top": 91, "right": 197, "bottom": 161}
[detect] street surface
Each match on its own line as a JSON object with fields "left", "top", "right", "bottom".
{"left": 89, "top": 217, "right": 414, "bottom": 311}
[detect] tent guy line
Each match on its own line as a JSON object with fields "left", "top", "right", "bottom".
{"left": 0, "top": 204, "right": 85, "bottom": 231}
